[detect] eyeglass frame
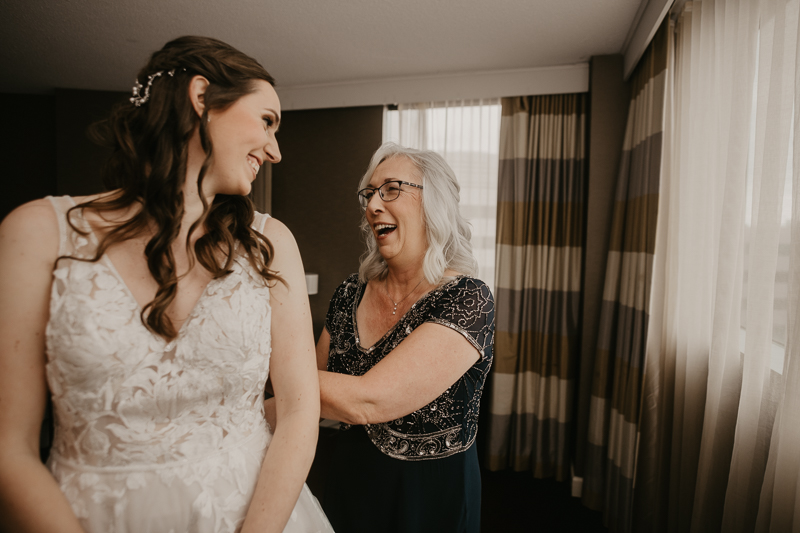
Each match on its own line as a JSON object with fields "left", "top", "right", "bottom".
{"left": 357, "top": 180, "right": 424, "bottom": 209}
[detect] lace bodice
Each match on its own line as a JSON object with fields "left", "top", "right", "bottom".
{"left": 325, "top": 274, "right": 494, "bottom": 461}
{"left": 41, "top": 196, "right": 297, "bottom": 532}
{"left": 46, "top": 196, "right": 272, "bottom": 468}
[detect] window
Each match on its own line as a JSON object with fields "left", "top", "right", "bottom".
{"left": 739, "top": 42, "right": 794, "bottom": 375}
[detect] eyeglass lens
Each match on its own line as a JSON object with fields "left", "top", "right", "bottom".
{"left": 359, "top": 182, "right": 403, "bottom": 207}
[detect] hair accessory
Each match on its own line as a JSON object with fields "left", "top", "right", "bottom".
{"left": 130, "top": 68, "right": 184, "bottom": 107}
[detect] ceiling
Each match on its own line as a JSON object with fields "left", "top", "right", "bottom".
{"left": 1, "top": 0, "right": 648, "bottom": 107}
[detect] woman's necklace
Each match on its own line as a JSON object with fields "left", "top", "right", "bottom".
{"left": 385, "top": 277, "right": 424, "bottom": 315}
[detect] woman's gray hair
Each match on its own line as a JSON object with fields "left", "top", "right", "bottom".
{"left": 357, "top": 142, "right": 478, "bottom": 285}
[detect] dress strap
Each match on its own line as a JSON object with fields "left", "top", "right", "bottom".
{"left": 45, "top": 195, "right": 94, "bottom": 259}
{"left": 253, "top": 211, "right": 271, "bottom": 234}
{"left": 46, "top": 196, "right": 75, "bottom": 258}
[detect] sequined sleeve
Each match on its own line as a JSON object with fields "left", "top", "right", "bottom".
{"left": 425, "top": 277, "right": 495, "bottom": 363}
{"left": 324, "top": 274, "right": 358, "bottom": 338}
{"left": 324, "top": 274, "right": 362, "bottom": 375}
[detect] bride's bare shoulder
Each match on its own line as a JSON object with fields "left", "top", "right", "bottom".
{"left": 0, "top": 191, "right": 128, "bottom": 257}
{"left": 0, "top": 198, "right": 61, "bottom": 263}
{"left": 1, "top": 197, "right": 58, "bottom": 230}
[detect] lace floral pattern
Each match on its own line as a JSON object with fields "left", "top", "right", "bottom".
{"left": 325, "top": 274, "right": 494, "bottom": 461}
{"left": 44, "top": 196, "right": 276, "bottom": 532}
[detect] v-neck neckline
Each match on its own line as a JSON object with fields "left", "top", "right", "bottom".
{"left": 351, "top": 276, "right": 460, "bottom": 353}
{"left": 69, "top": 197, "right": 220, "bottom": 344}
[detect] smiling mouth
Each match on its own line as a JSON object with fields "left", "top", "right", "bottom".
{"left": 247, "top": 155, "right": 261, "bottom": 175}
{"left": 375, "top": 223, "right": 396, "bottom": 237}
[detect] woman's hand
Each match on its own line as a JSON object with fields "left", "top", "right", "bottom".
{"left": 0, "top": 200, "right": 87, "bottom": 533}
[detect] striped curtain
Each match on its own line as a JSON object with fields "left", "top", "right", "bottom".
{"left": 484, "top": 94, "right": 587, "bottom": 481}
{"left": 581, "top": 21, "right": 668, "bottom": 532}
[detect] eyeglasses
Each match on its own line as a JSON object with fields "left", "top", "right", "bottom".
{"left": 357, "top": 180, "right": 423, "bottom": 209}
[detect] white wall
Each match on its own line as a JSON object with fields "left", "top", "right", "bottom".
{"left": 277, "top": 63, "right": 589, "bottom": 111}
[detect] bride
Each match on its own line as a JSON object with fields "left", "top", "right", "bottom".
{"left": 0, "top": 36, "right": 333, "bottom": 533}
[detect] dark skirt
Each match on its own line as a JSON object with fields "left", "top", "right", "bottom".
{"left": 322, "top": 426, "right": 481, "bottom": 533}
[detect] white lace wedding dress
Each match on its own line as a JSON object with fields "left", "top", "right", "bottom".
{"left": 44, "top": 196, "right": 334, "bottom": 533}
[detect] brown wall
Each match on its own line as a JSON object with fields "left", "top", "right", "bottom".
{"left": 0, "top": 90, "right": 128, "bottom": 222}
{"left": 271, "top": 106, "right": 384, "bottom": 339}
{"left": 574, "top": 55, "right": 631, "bottom": 476}
{"left": 0, "top": 94, "right": 58, "bottom": 220}
{"left": 55, "top": 89, "right": 129, "bottom": 196}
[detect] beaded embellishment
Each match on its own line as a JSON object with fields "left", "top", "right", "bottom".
{"left": 325, "top": 274, "right": 495, "bottom": 461}
{"left": 130, "top": 68, "right": 186, "bottom": 106}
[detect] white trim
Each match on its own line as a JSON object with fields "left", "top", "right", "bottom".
{"left": 622, "top": 0, "right": 674, "bottom": 79}
{"left": 739, "top": 327, "right": 786, "bottom": 375}
{"left": 571, "top": 464, "right": 584, "bottom": 498}
{"left": 276, "top": 64, "right": 589, "bottom": 111}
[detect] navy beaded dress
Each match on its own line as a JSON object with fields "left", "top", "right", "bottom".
{"left": 321, "top": 274, "right": 494, "bottom": 533}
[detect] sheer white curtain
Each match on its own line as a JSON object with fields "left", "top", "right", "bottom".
{"left": 641, "top": 0, "right": 800, "bottom": 530}
{"left": 383, "top": 100, "right": 501, "bottom": 291}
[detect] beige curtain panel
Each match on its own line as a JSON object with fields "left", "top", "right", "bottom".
{"left": 635, "top": 0, "right": 800, "bottom": 531}
{"left": 484, "top": 93, "right": 587, "bottom": 481}
{"left": 580, "top": 20, "right": 669, "bottom": 532}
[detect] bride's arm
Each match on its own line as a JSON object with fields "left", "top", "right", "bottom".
{"left": 0, "top": 201, "right": 86, "bottom": 533}
{"left": 263, "top": 326, "right": 330, "bottom": 431}
{"left": 242, "top": 217, "right": 320, "bottom": 533}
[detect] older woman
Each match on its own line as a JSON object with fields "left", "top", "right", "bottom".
{"left": 316, "top": 143, "right": 495, "bottom": 533}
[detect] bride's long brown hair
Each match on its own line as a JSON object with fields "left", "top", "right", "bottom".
{"left": 65, "top": 36, "right": 282, "bottom": 340}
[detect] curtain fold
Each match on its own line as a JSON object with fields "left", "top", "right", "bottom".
{"left": 756, "top": 4, "right": 800, "bottom": 522}
{"left": 635, "top": 0, "right": 800, "bottom": 531}
{"left": 484, "top": 94, "right": 587, "bottom": 482}
{"left": 580, "top": 20, "right": 669, "bottom": 532}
